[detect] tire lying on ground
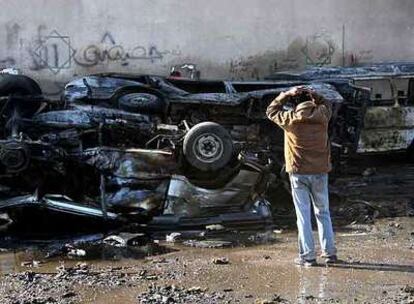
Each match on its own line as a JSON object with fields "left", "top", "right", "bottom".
{"left": 118, "top": 92, "right": 165, "bottom": 114}
{"left": 183, "top": 122, "right": 234, "bottom": 172}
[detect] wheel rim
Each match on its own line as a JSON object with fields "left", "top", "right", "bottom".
{"left": 0, "top": 141, "right": 29, "bottom": 173}
{"left": 192, "top": 133, "right": 224, "bottom": 163}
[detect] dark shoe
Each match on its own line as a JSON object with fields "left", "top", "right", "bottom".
{"left": 294, "top": 258, "right": 317, "bottom": 267}
{"left": 324, "top": 255, "right": 338, "bottom": 264}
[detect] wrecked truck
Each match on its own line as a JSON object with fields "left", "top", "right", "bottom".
{"left": 0, "top": 72, "right": 368, "bottom": 229}
{"left": 267, "top": 62, "right": 414, "bottom": 158}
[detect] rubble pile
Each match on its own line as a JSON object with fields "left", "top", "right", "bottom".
{"left": 0, "top": 263, "right": 155, "bottom": 304}
{"left": 137, "top": 284, "right": 229, "bottom": 304}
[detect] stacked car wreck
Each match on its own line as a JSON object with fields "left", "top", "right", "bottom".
{"left": 2, "top": 63, "right": 410, "bottom": 230}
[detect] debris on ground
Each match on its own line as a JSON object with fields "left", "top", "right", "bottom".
{"left": 103, "top": 235, "right": 128, "bottom": 247}
{"left": 183, "top": 239, "right": 233, "bottom": 248}
{"left": 402, "top": 285, "right": 414, "bottom": 296}
{"left": 20, "top": 260, "right": 42, "bottom": 268}
{"left": 0, "top": 263, "right": 158, "bottom": 304}
{"left": 247, "top": 231, "right": 277, "bottom": 243}
{"left": 388, "top": 221, "right": 402, "bottom": 229}
{"left": 67, "top": 247, "right": 87, "bottom": 258}
{"left": 212, "top": 257, "right": 229, "bottom": 265}
{"left": 254, "top": 295, "right": 289, "bottom": 304}
{"left": 0, "top": 217, "right": 412, "bottom": 303}
{"left": 362, "top": 167, "right": 377, "bottom": 177}
{"left": 101, "top": 233, "right": 150, "bottom": 248}
{"left": 137, "top": 284, "right": 227, "bottom": 303}
{"left": 206, "top": 224, "right": 225, "bottom": 231}
{"left": 166, "top": 232, "right": 182, "bottom": 243}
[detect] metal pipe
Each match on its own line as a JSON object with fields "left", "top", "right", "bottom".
{"left": 100, "top": 174, "right": 107, "bottom": 219}
{"left": 98, "top": 122, "right": 107, "bottom": 219}
{"left": 342, "top": 24, "right": 346, "bottom": 67}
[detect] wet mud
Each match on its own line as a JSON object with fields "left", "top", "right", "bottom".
{"left": 0, "top": 216, "right": 412, "bottom": 304}
{"left": 0, "top": 157, "right": 413, "bottom": 303}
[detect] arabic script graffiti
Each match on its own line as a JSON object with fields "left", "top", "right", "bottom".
{"left": 74, "top": 32, "right": 181, "bottom": 67}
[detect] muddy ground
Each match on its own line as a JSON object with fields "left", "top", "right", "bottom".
{"left": 0, "top": 217, "right": 412, "bottom": 304}
{"left": 0, "top": 156, "right": 413, "bottom": 304}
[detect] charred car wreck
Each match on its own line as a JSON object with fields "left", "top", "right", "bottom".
{"left": 267, "top": 62, "right": 414, "bottom": 156}
{"left": 0, "top": 69, "right": 375, "bottom": 229}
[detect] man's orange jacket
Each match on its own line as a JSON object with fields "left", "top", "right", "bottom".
{"left": 266, "top": 93, "right": 332, "bottom": 174}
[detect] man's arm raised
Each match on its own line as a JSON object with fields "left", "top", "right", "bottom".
{"left": 266, "top": 87, "right": 302, "bottom": 129}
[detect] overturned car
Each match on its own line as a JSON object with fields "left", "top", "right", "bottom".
{"left": 0, "top": 71, "right": 370, "bottom": 230}
{"left": 267, "top": 62, "right": 414, "bottom": 156}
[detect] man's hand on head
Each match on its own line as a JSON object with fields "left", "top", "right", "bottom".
{"left": 277, "top": 86, "right": 306, "bottom": 104}
{"left": 275, "top": 86, "right": 320, "bottom": 106}
{"left": 284, "top": 86, "right": 304, "bottom": 97}
{"left": 285, "top": 86, "right": 321, "bottom": 103}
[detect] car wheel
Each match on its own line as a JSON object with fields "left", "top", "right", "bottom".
{"left": 0, "top": 74, "right": 42, "bottom": 96}
{"left": 183, "top": 122, "right": 233, "bottom": 172}
{"left": 118, "top": 92, "right": 165, "bottom": 114}
{"left": 0, "top": 140, "right": 30, "bottom": 173}
{"left": 408, "top": 141, "right": 414, "bottom": 162}
{"left": 0, "top": 74, "right": 43, "bottom": 118}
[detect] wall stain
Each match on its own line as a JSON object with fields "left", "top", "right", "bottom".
{"left": 5, "top": 22, "right": 21, "bottom": 50}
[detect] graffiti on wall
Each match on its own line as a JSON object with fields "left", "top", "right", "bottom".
{"left": 229, "top": 54, "right": 300, "bottom": 81}
{"left": 0, "top": 23, "right": 21, "bottom": 69}
{"left": 228, "top": 31, "right": 338, "bottom": 80}
{"left": 6, "top": 23, "right": 21, "bottom": 50}
{"left": 30, "top": 27, "right": 76, "bottom": 74}
{"left": 229, "top": 58, "right": 261, "bottom": 80}
{"left": 28, "top": 27, "right": 181, "bottom": 73}
{"left": 74, "top": 32, "right": 181, "bottom": 67}
{"left": 349, "top": 49, "right": 374, "bottom": 66}
{"left": 1, "top": 24, "right": 378, "bottom": 82}
{"left": 301, "top": 32, "right": 335, "bottom": 66}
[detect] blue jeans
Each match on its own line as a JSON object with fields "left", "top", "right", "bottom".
{"left": 289, "top": 173, "right": 336, "bottom": 260}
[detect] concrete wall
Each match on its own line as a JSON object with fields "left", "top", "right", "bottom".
{"left": 0, "top": 0, "right": 413, "bottom": 95}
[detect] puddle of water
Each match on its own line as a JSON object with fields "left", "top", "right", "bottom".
{"left": 0, "top": 218, "right": 413, "bottom": 304}
{"left": 0, "top": 230, "right": 176, "bottom": 275}
{"left": 0, "top": 225, "right": 282, "bottom": 276}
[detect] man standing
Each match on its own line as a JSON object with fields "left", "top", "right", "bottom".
{"left": 266, "top": 86, "right": 337, "bottom": 266}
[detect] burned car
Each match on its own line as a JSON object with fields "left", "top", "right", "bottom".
{"left": 0, "top": 74, "right": 272, "bottom": 229}
{"left": 267, "top": 62, "right": 414, "bottom": 158}
{"left": 0, "top": 71, "right": 368, "bottom": 230}
{"left": 62, "top": 73, "right": 367, "bottom": 168}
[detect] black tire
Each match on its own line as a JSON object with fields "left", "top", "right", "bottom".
{"left": 0, "top": 140, "right": 30, "bottom": 173}
{"left": 183, "top": 122, "right": 233, "bottom": 172}
{"left": 118, "top": 92, "right": 165, "bottom": 114}
{"left": 408, "top": 141, "right": 414, "bottom": 163}
{"left": 0, "top": 74, "right": 43, "bottom": 119}
{"left": 0, "top": 74, "right": 42, "bottom": 96}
